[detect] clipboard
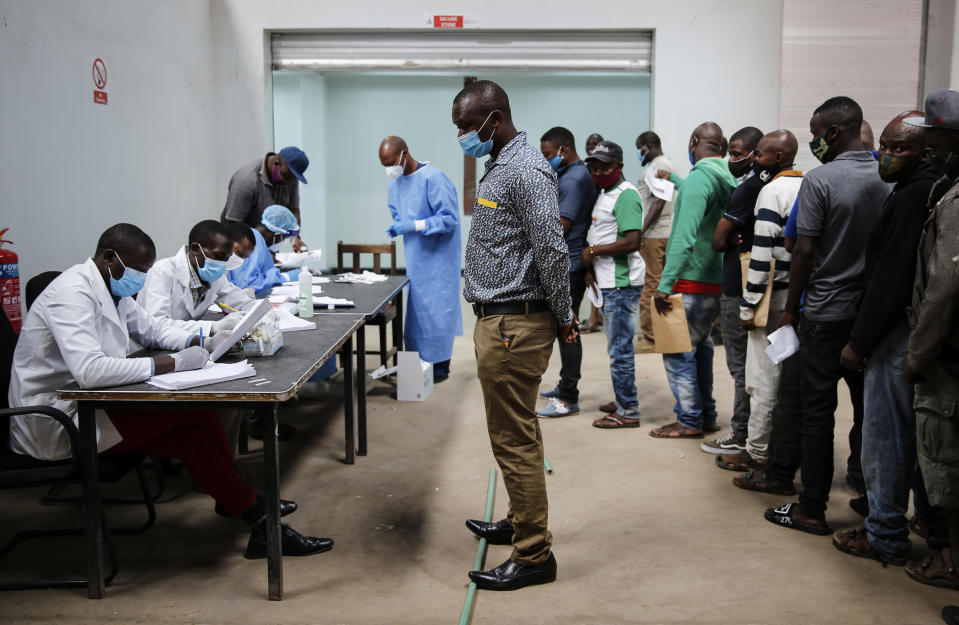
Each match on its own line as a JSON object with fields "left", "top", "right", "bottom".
{"left": 740, "top": 253, "right": 776, "bottom": 328}
{"left": 651, "top": 294, "right": 692, "bottom": 353}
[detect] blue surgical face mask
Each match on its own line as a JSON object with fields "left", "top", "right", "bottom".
{"left": 457, "top": 110, "right": 497, "bottom": 158}
{"left": 637, "top": 148, "right": 646, "bottom": 162}
{"left": 108, "top": 252, "right": 147, "bottom": 298}
{"left": 192, "top": 243, "right": 228, "bottom": 283}
{"left": 688, "top": 151, "right": 696, "bottom": 166}
{"left": 547, "top": 148, "right": 563, "bottom": 172}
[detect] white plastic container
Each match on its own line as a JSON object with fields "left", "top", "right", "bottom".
{"left": 297, "top": 266, "right": 314, "bottom": 318}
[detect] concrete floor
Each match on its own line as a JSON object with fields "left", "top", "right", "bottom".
{"left": 1, "top": 304, "right": 954, "bottom": 624}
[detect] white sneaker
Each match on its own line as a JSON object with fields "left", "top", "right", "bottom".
{"left": 537, "top": 398, "right": 580, "bottom": 418}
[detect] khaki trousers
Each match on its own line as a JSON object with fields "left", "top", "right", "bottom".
{"left": 638, "top": 237, "right": 668, "bottom": 342}
{"left": 474, "top": 310, "right": 556, "bottom": 565}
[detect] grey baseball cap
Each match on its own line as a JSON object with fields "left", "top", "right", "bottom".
{"left": 584, "top": 140, "right": 624, "bottom": 163}
{"left": 904, "top": 88, "right": 959, "bottom": 130}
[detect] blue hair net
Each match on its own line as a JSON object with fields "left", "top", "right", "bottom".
{"left": 261, "top": 204, "right": 300, "bottom": 235}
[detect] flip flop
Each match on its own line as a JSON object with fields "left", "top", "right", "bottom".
{"left": 648, "top": 422, "right": 703, "bottom": 439}
{"left": 592, "top": 414, "right": 640, "bottom": 429}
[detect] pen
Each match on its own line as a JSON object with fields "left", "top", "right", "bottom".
{"left": 199, "top": 327, "right": 203, "bottom": 346}
{"left": 217, "top": 301, "right": 240, "bottom": 312}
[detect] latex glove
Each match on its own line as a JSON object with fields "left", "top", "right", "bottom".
{"left": 211, "top": 311, "right": 246, "bottom": 334}
{"left": 386, "top": 221, "right": 415, "bottom": 238}
{"left": 171, "top": 345, "right": 211, "bottom": 371}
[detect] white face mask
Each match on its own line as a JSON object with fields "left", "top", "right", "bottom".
{"left": 225, "top": 253, "right": 245, "bottom": 270}
{"left": 268, "top": 242, "right": 282, "bottom": 253}
{"left": 385, "top": 151, "right": 406, "bottom": 181}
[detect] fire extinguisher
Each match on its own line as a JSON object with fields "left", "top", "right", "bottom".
{"left": 0, "top": 228, "right": 22, "bottom": 333}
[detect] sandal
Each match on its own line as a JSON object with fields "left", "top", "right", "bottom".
{"left": 833, "top": 527, "right": 908, "bottom": 566}
{"left": 598, "top": 401, "right": 617, "bottom": 413}
{"left": 703, "top": 423, "right": 721, "bottom": 433}
{"left": 716, "top": 450, "right": 763, "bottom": 472}
{"left": 579, "top": 322, "right": 602, "bottom": 334}
{"left": 906, "top": 548, "right": 959, "bottom": 590}
{"left": 648, "top": 422, "right": 703, "bottom": 439}
{"left": 764, "top": 502, "right": 833, "bottom": 536}
{"left": 732, "top": 470, "right": 797, "bottom": 495}
{"left": 593, "top": 413, "right": 640, "bottom": 429}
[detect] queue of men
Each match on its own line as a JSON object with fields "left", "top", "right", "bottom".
{"left": 5, "top": 76, "right": 959, "bottom": 612}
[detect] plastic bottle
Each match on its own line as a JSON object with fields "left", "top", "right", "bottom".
{"left": 298, "top": 266, "right": 314, "bottom": 318}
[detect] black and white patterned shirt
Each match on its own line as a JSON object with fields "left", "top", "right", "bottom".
{"left": 464, "top": 132, "right": 573, "bottom": 326}
{"left": 185, "top": 245, "right": 210, "bottom": 307}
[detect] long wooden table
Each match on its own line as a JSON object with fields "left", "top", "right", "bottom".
{"left": 58, "top": 314, "right": 365, "bottom": 601}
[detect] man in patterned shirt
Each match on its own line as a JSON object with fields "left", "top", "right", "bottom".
{"left": 452, "top": 80, "right": 577, "bottom": 591}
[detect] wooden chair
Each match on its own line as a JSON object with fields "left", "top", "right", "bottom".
{"left": 336, "top": 241, "right": 401, "bottom": 367}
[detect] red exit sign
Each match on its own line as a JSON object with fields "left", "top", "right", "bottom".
{"left": 433, "top": 15, "right": 463, "bottom": 28}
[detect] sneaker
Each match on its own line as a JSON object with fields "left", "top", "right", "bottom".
{"left": 539, "top": 386, "right": 561, "bottom": 399}
{"left": 700, "top": 432, "right": 746, "bottom": 455}
{"left": 537, "top": 398, "right": 580, "bottom": 418}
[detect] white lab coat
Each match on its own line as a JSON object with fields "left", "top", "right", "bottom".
{"left": 137, "top": 247, "right": 256, "bottom": 332}
{"left": 8, "top": 258, "right": 193, "bottom": 461}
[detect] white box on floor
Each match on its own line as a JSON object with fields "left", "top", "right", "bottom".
{"left": 396, "top": 351, "right": 433, "bottom": 402}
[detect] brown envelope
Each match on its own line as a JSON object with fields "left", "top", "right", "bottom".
{"left": 740, "top": 252, "right": 776, "bottom": 327}
{"left": 651, "top": 293, "right": 692, "bottom": 353}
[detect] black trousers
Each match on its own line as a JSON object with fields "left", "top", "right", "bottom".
{"left": 556, "top": 269, "right": 587, "bottom": 403}
{"left": 765, "top": 315, "right": 864, "bottom": 517}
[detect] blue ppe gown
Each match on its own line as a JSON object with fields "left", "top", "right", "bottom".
{"left": 388, "top": 163, "right": 463, "bottom": 363}
{"left": 227, "top": 228, "right": 286, "bottom": 295}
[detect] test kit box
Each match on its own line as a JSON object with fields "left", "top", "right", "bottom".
{"left": 396, "top": 351, "right": 433, "bottom": 402}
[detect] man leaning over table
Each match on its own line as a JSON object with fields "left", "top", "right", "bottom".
{"left": 7, "top": 223, "right": 332, "bottom": 559}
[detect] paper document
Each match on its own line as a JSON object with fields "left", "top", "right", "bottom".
{"left": 147, "top": 360, "right": 256, "bottom": 390}
{"left": 270, "top": 284, "right": 323, "bottom": 299}
{"left": 274, "top": 250, "right": 323, "bottom": 267}
{"left": 275, "top": 307, "right": 317, "bottom": 332}
{"left": 335, "top": 271, "right": 388, "bottom": 284}
{"left": 644, "top": 165, "right": 676, "bottom": 202}
{"left": 210, "top": 298, "right": 272, "bottom": 361}
{"left": 314, "top": 296, "right": 355, "bottom": 308}
{"left": 650, "top": 294, "right": 692, "bottom": 354}
{"left": 740, "top": 253, "right": 776, "bottom": 327}
{"left": 586, "top": 284, "right": 603, "bottom": 309}
{"left": 765, "top": 325, "right": 800, "bottom": 364}
{"left": 282, "top": 276, "right": 329, "bottom": 285}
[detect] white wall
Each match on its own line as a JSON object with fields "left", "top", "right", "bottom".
{"left": 0, "top": 0, "right": 218, "bottom": 292}
{"left": 212, "top": 0, "right": 785, "bottom": 195}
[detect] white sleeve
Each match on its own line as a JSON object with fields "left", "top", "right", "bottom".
{"left": 125, "top": 300, "right": 195, "bottom": 352}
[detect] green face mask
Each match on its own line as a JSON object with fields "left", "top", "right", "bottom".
{"left": 809, "top": 135, "right": 831, "bottom": 163}
{"left": 878, "top": 153, "right": 920, "bottom": 182}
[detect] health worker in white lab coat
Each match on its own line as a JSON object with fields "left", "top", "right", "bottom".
{"left": 138, "top": 219, "right": 258, "bottom": 456}
{"left": 379, "top": 136, "right": 462, "bottom": 381}
{"left": 7, "top": 223, "right": 333, "bottom": 558}
{"left": 138, "top": 219, "right": 256, "bottom": 334}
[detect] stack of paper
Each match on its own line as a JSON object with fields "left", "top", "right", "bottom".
{"left": 282, "top": 276, "right": 330, "bottom": 286}
{"left": 314, "top": 296, "right": 354, "bottom": 307}
{"left": 147, "top": 360, "right": 256, "bottom": 390}
{"left": 275, "top": 307, "right": 317, "bottom": 332}
{"left": 335, "top": 271, "right": 388, "bottom": 284}
{"left": 270, "top": 284, "right": 323, "bottom": 299}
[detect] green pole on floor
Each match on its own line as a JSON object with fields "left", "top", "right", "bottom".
{"left": 544, "top": 457, "right": 553, "bottom": 475}
{"left": 458, "top": 467, "right": 496, "bottom": 625}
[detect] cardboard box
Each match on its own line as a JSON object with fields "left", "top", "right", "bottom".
{"left": 396, "top": 351, "right": 433, "bottom": 401}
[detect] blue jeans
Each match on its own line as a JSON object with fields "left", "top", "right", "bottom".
{"left": 601, "top": 286, "right": 642, "bottom": 419}
{"left": 863, "top": 322, "right": 915, "bottom": 557}
{"left": 663, "top": 293, "right": 720, "bottom": 430}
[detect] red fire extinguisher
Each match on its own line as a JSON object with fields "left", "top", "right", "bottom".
{"left": 0, "top": 228, "right": 22, "bottom": 333}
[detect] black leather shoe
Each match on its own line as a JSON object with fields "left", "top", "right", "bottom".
{"left": 216, "top": 498, "right": 297, "bottom": 518}
{"left": 468, "top": 554, "right": 557, "bottom": 591}
{"left": 244, "top": 522, "right": 333, "bottom": 559}
{"left": 465, "top": 518, "right": 514, "bottom": 545}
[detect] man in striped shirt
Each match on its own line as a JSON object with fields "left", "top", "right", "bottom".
{"left": 717, "top": 130, "right": 802, "bottom": 472}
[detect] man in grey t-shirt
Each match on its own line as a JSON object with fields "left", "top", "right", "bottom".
{"left": 761, "top": 96, "right": 892, "bottom": 536}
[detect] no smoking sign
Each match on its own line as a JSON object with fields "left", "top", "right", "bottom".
{"left": 92, "top": 58, "right": 108, "bottom": 105}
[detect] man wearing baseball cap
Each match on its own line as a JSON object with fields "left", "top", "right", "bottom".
{"left": 221, "top": 146, "right": 310, "bottom": 252}
{"left": 902, "top": 88, "right": 959, "bottom": 592}
{"left": 582, "top": 140, "right": 645, "bottom": 429}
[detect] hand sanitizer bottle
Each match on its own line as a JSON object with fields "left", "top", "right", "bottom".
{"left": 298, "top": 266, "right": 314, "bottom": 318}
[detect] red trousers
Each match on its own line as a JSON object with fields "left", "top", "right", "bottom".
{"left": 104, "top": 408, "right": 257, "bottom": 517}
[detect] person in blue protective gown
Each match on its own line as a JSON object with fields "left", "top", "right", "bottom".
{"left": 379, "top": 136, "right": 462, "bottom": 381}
{"left": 227, "top": 204, "right": 302, "bottom": 296}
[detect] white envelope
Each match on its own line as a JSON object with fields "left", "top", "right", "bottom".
{"left": 765, "top": 324, "right": 800, "bottom": 365}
